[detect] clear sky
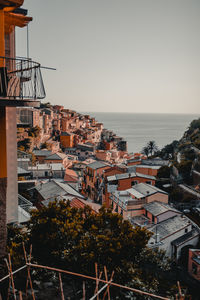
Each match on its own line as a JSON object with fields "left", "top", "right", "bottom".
{"left": 17, "top": 0, "right": 200, "bottom": 114}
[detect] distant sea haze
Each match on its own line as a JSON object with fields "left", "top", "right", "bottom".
{"left": 86, "top": 112, "right": 200, "bottom": 153}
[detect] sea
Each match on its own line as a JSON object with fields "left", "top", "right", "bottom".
{"left": 86, "top": 112, "right": 200, "bottom": 153}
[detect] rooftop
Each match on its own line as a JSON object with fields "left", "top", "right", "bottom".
{"left": 34, "top": 179, "right": 84, "bottom": 203}
{"left": 107, "top": 172, "right": 156, "bottom": 182}
{"left": 150, "top": 215, "right": 191, "bottom": 241}
{"left": 172, "top": 228, "right": 199, "bottom": 247}
{"left": 44, "top": 153, "right": 67, "bottom": 161}
{"left": 128, "top": 183, "right": 168, "bottom": 197}
{"left": 143, "top": 201, "right": 175, "bottom": 216}
{"left": 87, "top": 161, "right": 109, "bottom": 170}
{"left": 33, "top": 150, "right": 52, "bottom": 157}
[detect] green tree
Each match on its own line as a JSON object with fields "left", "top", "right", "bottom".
{"left": 7, "top": 201, "right": 177, "bottom": 298}
{"left": 147, "top": 140, "right": 158, "bottom": 156}
{"left": 28, "top": 126, "right": 41, "bottom": 138}
{"left": 157, "top": 166, "right": 171, "bottom": 178}
{"left": 17, "top": 138, "right": 32, "bottom": 152}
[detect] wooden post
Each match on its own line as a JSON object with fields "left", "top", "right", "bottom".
{"left": 59, "top": 273, "right": 65, "bottom": 300}
{"left": 103, "top": 267, "right": 114, "bottom": 300}
{"left": 22, "top": 243, "right": 35, "bottom": 300}
{"left": 82, "top": 281, "right": 86, "bottom": 300}
{"left": 5, "top": 255, "right": 17, "bottom": 300}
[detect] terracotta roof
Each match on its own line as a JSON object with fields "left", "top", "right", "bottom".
{"left": 70, "top": 198, "right": 100, "bottom": 213}
{"left": 64, "top": 174, "right": 78, "bottom": 183}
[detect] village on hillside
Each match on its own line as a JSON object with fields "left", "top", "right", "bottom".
{"left": 16, "top": 104, "right": 200, "bottom": 268}
{"left": 1, "top": 0, "right": 200, "bottom": 298}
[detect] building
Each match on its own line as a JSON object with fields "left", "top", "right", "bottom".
{"left": 32, "top": 179, "right": 85, "bottom": 208}
{"left": 104, "top": 172, "right": 156, "bottom": 207}
{"left": 110, "top": 184, "right": 168, "bottom": 219}
{"left": 28, "top": 163, "right": 65, "bottom": 179}
{"left": 188, "top": 249, "right": 200, "bottom": 281}
{"left": 0, "top": 0, "right": 46, "bottom": 258}
{"left": 60, "top": 132, "right": 74, "bottom": 148}
{"left": 83, "top": 161, "right": 110, "bottom": 201}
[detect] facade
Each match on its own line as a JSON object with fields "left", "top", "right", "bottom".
{"left": 110, "top": 184, "right": 168, "bottom": 219}
{"left": 104, "top": 172, "right": 156, "bottom": 207}
{"left": 83, "top": 161, "right": 110, "bottom": 201}
{"left": 60, "top": 132, "right": 74, "bottom": 148}
{"left": 0, "top": 0, "right": 45, "bottom": 258}
{"left": 28, "top": 163, "right": 65, "bottom": 179}
{"left": 188, "top": 249, "right": 200, "bottom": 281}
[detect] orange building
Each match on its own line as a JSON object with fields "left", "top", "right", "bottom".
{"left": 0, "top": 0, "right": 46, "bottom": 258}
{"left": 60, "top": 132, "right": 74, "bottom": 148}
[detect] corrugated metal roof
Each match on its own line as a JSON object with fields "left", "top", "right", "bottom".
{"left": 88, "top": 161, "right": 109, "bottom": 170}
{"left": 143, "top": 201, "right": 172, "bottom": 216}
{"left": 33, "top": 150, "right": 52, "bottom": 157}
{"left": 132, "top": 183, "right": 168, "bottom": 196}
{"left": 35, "top": 180, "right": 84, "bottom": 201}
{"left": 107, "top": 172, "right": 156, "bottom": 182}
{"left": 150, "top": 215, "right": 191, "bottom": 240}
{"left": 45, "top": 153, "right": 67, "bottom": 160}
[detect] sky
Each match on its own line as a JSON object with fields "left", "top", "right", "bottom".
{"left": 17, "top": 0, "right": 200, "bottom": 114}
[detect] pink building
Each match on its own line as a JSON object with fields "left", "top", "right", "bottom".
{"left": 110, "top": 183, "right": 168, "bottom": 219}
{"left": 188, "top": 249, "right": 200, "bottom": 281}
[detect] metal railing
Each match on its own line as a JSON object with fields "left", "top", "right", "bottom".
{"left": 0, "top": 56, "right": 45, "bottom": 100}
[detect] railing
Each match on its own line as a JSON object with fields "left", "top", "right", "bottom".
{"left": 0, "top": 56, "right": 45, "bottom": 100}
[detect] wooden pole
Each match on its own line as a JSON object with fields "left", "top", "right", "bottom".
{"left": 90, "top": 283, "right": 109, "bottom": 300}
{"left": 22, "top": 243, "right": 35, "bottom": 300}
{"left": 7, "top": 255, "right": 17, "bottom": 300}
{"left": 19, "top": 291, "right": 23, "bottom": 300}
{"left": 0, "top": 265, "right": 27, "bottom": 283}
{"left": 27, "top": 263, "right": 170, "bottom": 300}
{"left": 103, "top": 268, "right": 114, "bottom": 300}
{"left": 59, "top": 273, "right": 65, "bottom": 300}
{"left": 82, "top": 281, "right": 86, "bottom": 300}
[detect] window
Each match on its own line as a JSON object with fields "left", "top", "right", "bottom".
{"left": 132, "top": 180, "right": 138, "bottom": 186}
{"left": 192, "top": 263, "right": 197, "bottom": 275}
{"left": 146, "top": 181, "right": 152, "bottom": 185}
{"left": 185, "top": 228, "right": 188, "bottom": 233}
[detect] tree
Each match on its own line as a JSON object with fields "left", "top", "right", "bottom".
{"left": 142, "top": 146, "right": 150, "bottom": 158}
{"left": 160, "top": 140, "right": 179, "bottom": 159}
{"left": 157, "top": 166, "right": 171, "bottom": 178}
{"left": 142, "top": 141, "right": 158, "bottom": 157}
{"left": 147, "top": 140, "right": 158, "bottom": 156}
{"left": 7, "top": 201, "right": 177, "bottom": 298}
{"left": 28, "top": 126, "right": 41, "bottom": 138}
{"left": 17, "top": 138, "right": 32, "bottom": 152}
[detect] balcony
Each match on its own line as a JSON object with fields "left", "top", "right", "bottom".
{"left": 0, "top": 56, "right": 45, "bottom": 107}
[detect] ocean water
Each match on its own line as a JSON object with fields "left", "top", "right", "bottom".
{"left": 87, "top": 112, "right": 200, "bottom": 153}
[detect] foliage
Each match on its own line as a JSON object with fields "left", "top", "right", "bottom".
{"left": 142, "top": 146, "right": 150, "bottom": 158}
{"left": 170, "top": 188, "right": 183, "bottom": 203}
{"left": 17, "top": 138, "right": 32, "bottom": 152}
{"left": 28, "top": 126, "right": 41, "bottom": 138}
{"left": 157, "top": 166, "right": 171, "bottom": 178}
{"left": 160, "top": 140, "right": 179, "bottom": 159}
{"left": 187, "top": 118, "right": 200, "bottom": 135}
{"left": 142, "top": 141, "right": 158, "bottom": 157}
{"left": 182, "top": 149, "right": 196, "bottom": 161}
{"left": 7, "top": 225, "right": 28, "bottom": 268}
{"left": 40, "top": 102, "right": 52, "bottom": 109}
{"left": 7, "top": 201, "right": 176, "bottom": 298}
{"left": 176, "top": 160, "right": 192, "bottom": 178}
